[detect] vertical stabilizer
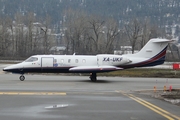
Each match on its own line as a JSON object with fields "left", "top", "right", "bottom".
{"left": 134, "top": 38, "right": 171, "bottom": 58}
{"left": 120, "top": 38, "right": 173, "bottom": 68}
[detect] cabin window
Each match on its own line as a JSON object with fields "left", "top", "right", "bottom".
{"left": 53, "top": 59, "right": 58, "bottom": 67}
{"left": 25, "top": 57, "right": 38, "bottom": 62}
{"left": 75, "top": 59, "right": 78, "bottom": 63}
{"left": 82, "top": 59, "right": 86, "bottom": 63}
{"left": 68, "top": 59, "right": 71, "bottom": 63}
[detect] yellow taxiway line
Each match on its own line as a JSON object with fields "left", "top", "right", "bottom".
{"left": 0, "top": 92, "right": 66, "bottom": 95}
{"left": 116, "top": 90, "right": 180, "bottom": 120}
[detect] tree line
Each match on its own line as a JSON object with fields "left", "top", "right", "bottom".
{"left": 0, "top": 13, "right": 54, "bottom": 59}
{"left": 63, "top": 9, "right": 166, "bottom": 55}
{"left": 0, "top": 9, "right": 167, "bottom": 60}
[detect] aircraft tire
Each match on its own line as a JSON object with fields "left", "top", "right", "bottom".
{"left": 90, "top": 73, "right": 97, "bottom": 82}
{"left": 91, "top": 78, "right": 97, "bottom": 82}
{"left": 19, "top": 75, "right": 25, "bottom": 81}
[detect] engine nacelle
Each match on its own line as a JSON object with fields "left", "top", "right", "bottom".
{"left": 97, "top": 54, "right": 131, "bottom": 66}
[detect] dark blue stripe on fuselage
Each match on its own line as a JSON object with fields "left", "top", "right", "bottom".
{"left": 7, "top": 67, "right": 117, "bottom": 74}
{"left": 140, "top": 56, "right": 165, "bottom": 67}
{"left": 4, "top": 67, "right": 70, "bottom": 74}
{"left": 118, "top": 46, "right": 167, "bottom": 69}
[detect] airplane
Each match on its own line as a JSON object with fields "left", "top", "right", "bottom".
{"left": 3, "top": 38, "right": 173, "bottom": 82}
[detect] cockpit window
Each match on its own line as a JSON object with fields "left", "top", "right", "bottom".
{"left": 25, "top": 57, "right": 38, "bottom": 62}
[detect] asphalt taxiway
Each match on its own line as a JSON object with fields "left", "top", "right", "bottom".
{"left": 0, "top": 65, "right": 180, "bottom": 120}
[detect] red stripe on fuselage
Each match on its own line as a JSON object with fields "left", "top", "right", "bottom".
{"left": 139, "top": 47, "right": 166, "bottom": 65}
{"left": 119, "top": 46, "right": 167, "bottom": 68}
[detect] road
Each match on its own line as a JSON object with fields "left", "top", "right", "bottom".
{"left": 0, "top": 64, "right": 180, "bottom": 120}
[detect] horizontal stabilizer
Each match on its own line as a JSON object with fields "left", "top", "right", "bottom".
{"left": 69, "top": 66, "right": 123, "bottom": 72}
{"left": 152, "top": 38, "right": 175, "bottom": 43}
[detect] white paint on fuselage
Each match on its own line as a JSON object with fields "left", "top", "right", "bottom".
{"left": 49, "top": 55, "right": 97, "bottom": 67}
{"left": 5, "top": 54, "right": 146, "bottom": 71}
{"left": 25, "top": 54, "right": 131, "bottom": 68}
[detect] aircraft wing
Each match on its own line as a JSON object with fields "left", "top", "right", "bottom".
{"left": 69, "top": 66, "right": 123, "bottom": 72}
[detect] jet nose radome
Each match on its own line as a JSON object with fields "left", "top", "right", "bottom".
{"left": 3, "top": 66, "right": 10, "bottom": 71}
{"left": 3, "top": 67, "right": 12, "bottom": 72}
{"left": 3, "top": 66, "right": 13, "bottom": 72}
{"left": 3, "top": 67, "right": 7, "bottom": 71}
{"left": 3, "top": 63, "right": 23, "bottom": 73}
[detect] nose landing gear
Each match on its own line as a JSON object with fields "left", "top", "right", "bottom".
{"left": 19, "top": 75, "right": 25, "bottom": 81}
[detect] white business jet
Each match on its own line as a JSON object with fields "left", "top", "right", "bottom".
{"left": 3, "top": 38, "right": 173, "bottom": 82}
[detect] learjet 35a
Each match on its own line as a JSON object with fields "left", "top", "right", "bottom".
{"left": 3, "top": 38, "right": 173, "bottom": 82}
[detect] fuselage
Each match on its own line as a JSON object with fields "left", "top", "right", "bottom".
{"left": 3, "top": 54, "right": 132, "bottom": 74}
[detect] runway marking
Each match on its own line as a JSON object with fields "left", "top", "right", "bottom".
{"left": 116, "top": 90, "right": 180, "bottom": 120}
{"left": 0, "top": 92, "right": 66, "bottom": 95}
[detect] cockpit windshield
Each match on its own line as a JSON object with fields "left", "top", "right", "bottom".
{"left": 25, "top": 57, "right": 38, "bottom": 62}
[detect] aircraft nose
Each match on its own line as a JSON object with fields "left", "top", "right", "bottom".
{"left": 3, "top": 66, "right": 10, "bottom": 72}
{"left": 3, "top": 68, "right": 6, "bottom": 71}
{"left": 3, "top": 63, "right": 23, "bottom": 73}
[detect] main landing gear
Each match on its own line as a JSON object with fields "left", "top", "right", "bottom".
{"left": 89, "top": 73, "right": 97, "bottom": 82}
{"left": 19, "top": 75, "right": 25, "bottom": 81}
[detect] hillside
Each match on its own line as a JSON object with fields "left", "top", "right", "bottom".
{"left": 0, "top": 0, "right": 180, "bottom": 26}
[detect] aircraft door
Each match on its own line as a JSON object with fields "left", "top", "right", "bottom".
{"left": 41, "top": 57, "right": 54, "bottom": 67}
{"left": 97, "top": 55, "right": 104, "bottom": 66}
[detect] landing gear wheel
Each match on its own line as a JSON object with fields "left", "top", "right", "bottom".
{"left": 89, "top": 73, "right": 97, "bottom": 82}
{"left": 19, "top": 75, "right": 25, "bottom": 81}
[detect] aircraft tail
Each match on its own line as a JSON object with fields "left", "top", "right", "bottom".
{"left": 134, "top": 38, "right": 172, "bottom": 58}
{"left": 123, "top": 38, "right": 174, "bottom": 67}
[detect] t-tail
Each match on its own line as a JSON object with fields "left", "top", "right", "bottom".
{"left": 121, "top": 38, "right": 174, "bottom": 68}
